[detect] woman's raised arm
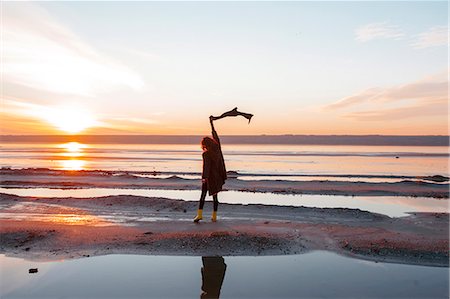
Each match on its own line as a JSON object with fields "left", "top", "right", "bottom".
{"left": 209, "top": 116, "right": 220, "bottom": 145}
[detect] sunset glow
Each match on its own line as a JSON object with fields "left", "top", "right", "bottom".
{"left": 43, "top": 106, "right": 97, "bottom": 134}
{"left": 1, "top": 2, "right": 448, "bottom": 135}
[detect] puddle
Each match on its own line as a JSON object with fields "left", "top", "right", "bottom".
{"left": 1, "top": 187, "right": 448, "bottom": 218}
{"left": 0, "top": 201, "right": 115, "bottom": 226}
{"left": 1, "top": 251, "right": 448, "bottom": 298}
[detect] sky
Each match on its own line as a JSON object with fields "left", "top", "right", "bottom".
{"left": 1, "top": 1, "right": 448, "bottom": 135}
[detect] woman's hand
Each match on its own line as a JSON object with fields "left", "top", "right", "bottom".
{"left": 202, "top": 178, "right": 208, "bottom": 183}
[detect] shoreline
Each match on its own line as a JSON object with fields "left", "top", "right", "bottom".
{"left": 2, "top": 168, "right": 449, "bottom": 198}
{"left": 1, "top": 193, "right": 448, "bottom": 267}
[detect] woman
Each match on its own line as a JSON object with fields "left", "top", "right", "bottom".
{"left": 194, "top": 116, "right": 227, "bottom": 223}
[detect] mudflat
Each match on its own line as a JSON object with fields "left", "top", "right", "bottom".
{"left": 1, "top": 193, "right": 448, "bottom": 266}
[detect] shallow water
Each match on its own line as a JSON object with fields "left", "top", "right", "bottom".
{"left": 1, "top": 142, "right": 448, "bottom": 176}
{"left": 1, "top": 187, "right": 448, "bottom": 218}
{"left": 1, "top": 251, "right": 448, "bottom": 299}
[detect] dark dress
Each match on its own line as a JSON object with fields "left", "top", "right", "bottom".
{"left": 202, "top": 128, "right": 227, "bottom": 196}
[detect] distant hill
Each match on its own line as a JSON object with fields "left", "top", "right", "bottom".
{"left": 1, "top": 135, "right": 448, "bottom": 146}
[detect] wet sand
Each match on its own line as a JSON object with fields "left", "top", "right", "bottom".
{"left": 1, "top": 193, "right": 448, "bottom": 266}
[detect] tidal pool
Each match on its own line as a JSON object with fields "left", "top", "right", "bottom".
{"left": 1, "top": 251, "right": 448, "bottom": 299}
{"left": 1, "top": 187, "right": 448, "bottom": 217}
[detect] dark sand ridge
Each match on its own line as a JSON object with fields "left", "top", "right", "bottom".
{"left": 2, "top": 134, "right": 449, "bottom": 146}
{"left": 1, "top": 193, "right": 448, "bottom": 267}
{"left": 1, "top": 168, "right": 448, "bottom": 198}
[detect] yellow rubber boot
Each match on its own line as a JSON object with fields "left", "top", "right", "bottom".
{"left": 211, "top": 211, "right": 217, "bottom": 222}
{"left": 193, "top": 209, "right": 203, "bottom": 223}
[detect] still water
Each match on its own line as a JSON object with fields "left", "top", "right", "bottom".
{"left": 1, "top": 251, "right": 448, "bottom": 299}
{"left": 1, "top": 187, "right": 448, "bottom": 218}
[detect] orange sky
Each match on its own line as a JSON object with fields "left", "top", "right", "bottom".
{"left": 2, "top": 2, "right": 448, "bottom": 136}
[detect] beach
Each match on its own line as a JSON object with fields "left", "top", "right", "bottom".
{"left": 1, "top": 189, "right": 448, "bottom": 266}
{"left": 1, "top": 141, "right": 449, "bottom": 267}
{"left": 1, "top": 141, "right": 449, "bottom": 299}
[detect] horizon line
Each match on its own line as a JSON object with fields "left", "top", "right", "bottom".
{"left": 1, "top": 134, "right": 448, "bottom": 146}
{"left": 1, "top": 134, "right": 449, "bottom": 137}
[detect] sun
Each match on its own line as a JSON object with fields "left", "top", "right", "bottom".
{"left": 44, "top": 106, "right": 97, "bottom": 134}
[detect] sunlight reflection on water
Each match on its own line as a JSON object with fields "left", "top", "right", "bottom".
{"left": 0, "top": 201, "right": 113, "bottom": 226}
{"left": 59, "top": 159, "right": 86, "bottom": 170}
{"left": 54, "top": 142, "right": 89, "bottom": 170}
{"left": 57, "top": 142, "right": 88, "bottom": 170}
{"left": 1, "top": 143, "right": 448, "bottom": 176}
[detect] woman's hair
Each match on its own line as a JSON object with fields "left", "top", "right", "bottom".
{"left": 201, "top": 137, "right": 219, "bottom": 152}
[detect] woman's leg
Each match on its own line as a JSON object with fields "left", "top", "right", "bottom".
{"left": 211, "top": 194, "right": 219, "bottom": 222}
{"left": 198, "top": 181, "right": 208, "bottom": 210}
{"left": 213, "top": 194, "right": 219, "bottom": 212}
{"left": 194, "top": 182, "right": 208, "bottom": 222}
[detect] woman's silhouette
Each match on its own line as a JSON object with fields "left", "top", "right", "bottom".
{"left": 200, "top": 256, "right": 227, "bottom": 298}
{"left": 194, "top": 116, "right": 227, "bottom": 223}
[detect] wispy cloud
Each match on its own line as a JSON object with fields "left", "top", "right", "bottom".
{"left": 355, "top": 22, "right": 404, "bottom": 42}
{"left": 343, "top": 98, "right": 447, "bottom": 121}
{"left": 355, "top": 22, "right": 448, "bottom": 50}
{"left": 109, "top": 117, "right": 160, "bottom": 125}
{"left": 324, "top": 71, "right": 448, "bottom": 111}
{"left": 324, "top": 88, "right": 384, "bottom": 110}
{"left": 3, "top": 3, "right": 144, "bottom": 96}
{"left": 95, "top": 117, "right": 163, "bottom": 133}
{"left": 412, "top": 26, "right": 448, "bottom": 49}
{"left": 323, "top": 71, "right": 448, "bottom": 122}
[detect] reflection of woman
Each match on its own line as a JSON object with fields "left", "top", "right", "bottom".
{"left": 200, "top": 256, "right": 227, "bottom": 299}
{"left": 194, "top": 117, "right": 227, "bottom": 223}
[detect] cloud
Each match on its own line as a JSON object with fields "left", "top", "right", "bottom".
{"left": 109, "top": 117, "right": 160, "bottom": 125}
{"left": 3, "top": 3, "right": 144, "bottom": 96}
{"left": 323, "top": 71, "right": 448, "bottom": 122}
{"left": 324, "top": 71, "right": 448, "bottom": 111}
{"left": 355, "top": 22, "right": 448, "bottom": 50}
{"left": 324, "top": 88, "right": 384, "bottom": 110}
{"left": 355, "top": 22, "right": 404, "bottom": 42}
{"left": 343, "top": 98, "right": 447, "bottom": 121}
{"left": 412, "top": 26, "right": 448, "bottom": 49}
{"left": 0, "top": 113, "right": 50, "bottom": 135}
{"left": 1, "top": 98, "right": 49, "bottom": 118}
